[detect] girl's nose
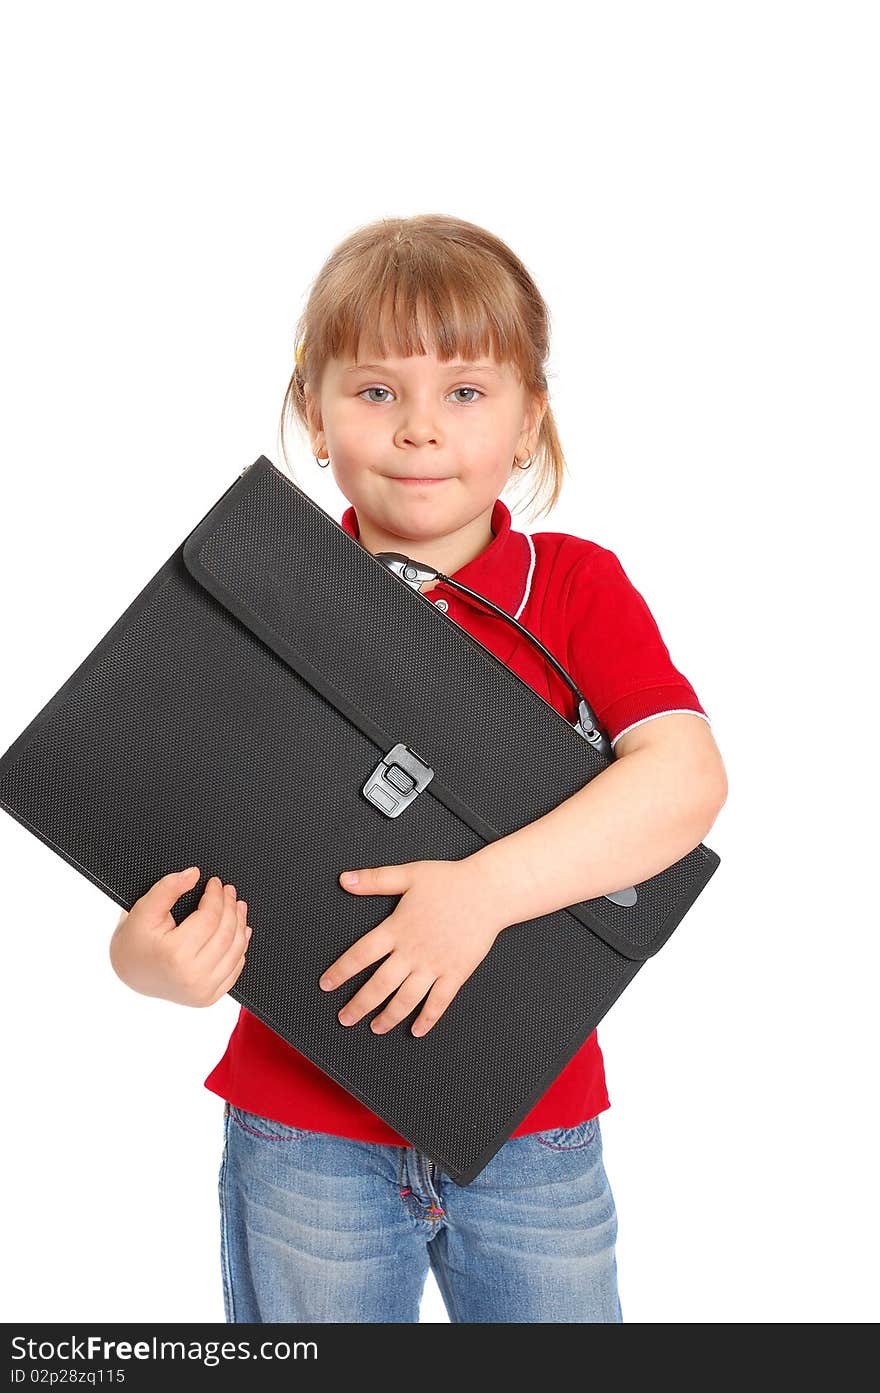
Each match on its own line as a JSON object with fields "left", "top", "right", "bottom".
{"left": 394, "top": 415, "right": 441, "bottom": 448}
{"left": 397, "top": 434, "right": 440, "bottom": 449}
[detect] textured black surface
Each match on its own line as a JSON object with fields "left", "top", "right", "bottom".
{"left": 0, "top": 456, "right": 719, "bottom": 1184}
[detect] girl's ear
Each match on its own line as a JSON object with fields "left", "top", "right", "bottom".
{"left": 521, "top": 390, "right": 549, "bottom": 452}
{"left": 303, "top": 382, "right": 325, "bottom": 451}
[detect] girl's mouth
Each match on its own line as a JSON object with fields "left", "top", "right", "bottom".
{"left": 389, "top": 476, "right": 450, "bottom": 486}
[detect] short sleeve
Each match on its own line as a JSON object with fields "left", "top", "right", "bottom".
{"left": 563, "top": 545, "right": 710, "bottom": 751}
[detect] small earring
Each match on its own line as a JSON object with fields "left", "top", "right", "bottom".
{"left": 315, "top": 455, "right": 330, "bottom": 469}
{"left": 515, "top": 453, "right": 533, "bottom": 470}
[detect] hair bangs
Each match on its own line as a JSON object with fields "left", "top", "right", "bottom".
{"left": 315, "top": 260, "right": 529, "bottom": 382}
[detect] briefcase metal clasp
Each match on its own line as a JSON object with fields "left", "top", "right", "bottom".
{"left": 363, "top": 743, "right": 435, "bottom": 818}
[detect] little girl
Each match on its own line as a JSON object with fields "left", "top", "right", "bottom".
{"left": 110, "top": 213, "right": 727, "bottom": 1324}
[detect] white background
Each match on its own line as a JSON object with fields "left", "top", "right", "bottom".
{"left": 1, "top": 1, "right": 876, "bottom": 1325}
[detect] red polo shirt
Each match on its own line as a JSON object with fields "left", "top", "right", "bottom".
{"left": 204, "top": 497, "right": 710, "bottom": 1141}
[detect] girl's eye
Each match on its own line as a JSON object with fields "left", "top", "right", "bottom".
{"left": 358, "top": 386, "right": 484, "bottom": 404}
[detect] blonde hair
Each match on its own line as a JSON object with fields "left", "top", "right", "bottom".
{"left": 278, "top": 213, "right": 567, "bottom": 521}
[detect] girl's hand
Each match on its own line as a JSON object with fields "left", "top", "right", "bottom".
{"left": 320, "top": 859, "right": 507, "bottom": 1037}
{"left": 109, "top": 870, "right": 252, "bottom": 1007}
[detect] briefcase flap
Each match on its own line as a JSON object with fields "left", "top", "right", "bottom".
{"left": 181, "top": 456, "right": 718, "bottom": 963}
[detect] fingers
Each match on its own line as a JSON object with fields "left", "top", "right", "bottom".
{"left": 319, "top": 924, "right": 394, "bottom": 992}
{"left": 338, "top": 971, "right": 459, "bottom": 1037}
{"left": 209, "top": 895, "right": 251, "bottom": 985}
{"left": 144, "top": 866, "right": 201, "bottom": 927}
{"left": 179, "top": 874, "right": 237, "bottom": 954}
{"left": 331, "top": 957, "right": 411, "bottom": 1028}
{"left": 410, "top": 977, "right": 459, "bottom": 1036}
{"left": 368, "top": 973, "right": 435, "bottom": 1034}
{"left": 196, "top": 880, "right": 250, "bottom": 973}
{"left": 205, "top": 947, "right": 250, "bottom": 1005}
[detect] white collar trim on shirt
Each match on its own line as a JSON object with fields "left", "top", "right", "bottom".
{"left": 514, "top": 532, "right": 536, "bottom": 620}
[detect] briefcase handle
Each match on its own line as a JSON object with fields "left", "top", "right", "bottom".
{"left": 374, "top": 552, "right": 613, "bottom": 761}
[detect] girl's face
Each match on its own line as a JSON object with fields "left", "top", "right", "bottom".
{"left": 305, "top": 350, "right": 546, "bottom": 551}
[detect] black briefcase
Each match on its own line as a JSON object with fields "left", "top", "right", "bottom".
{"left": 0, "top": 455, "right": 720, "bottom": 1184}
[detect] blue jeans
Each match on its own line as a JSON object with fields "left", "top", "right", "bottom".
{"left": 218, "top": 1101, "right": 623, "bottom": 1323}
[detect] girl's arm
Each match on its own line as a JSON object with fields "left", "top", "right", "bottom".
{"left": 325, "top": 709, "right": 727, "bottom": 1037}
{"left": 459, "top": 711, "right": 727, "bottom": 925}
